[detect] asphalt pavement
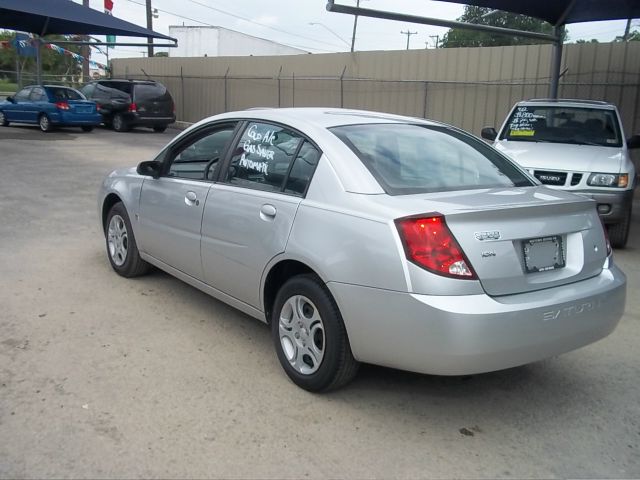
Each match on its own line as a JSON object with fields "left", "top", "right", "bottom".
{"left": 0, "top": 124, "right": 639, "bottom": 479}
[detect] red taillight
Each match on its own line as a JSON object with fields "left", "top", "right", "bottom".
{"left": 395, "top": 214, "right": 476, "bottom": 279}
{"left": 600, "top": 219, "right": 612, "bottom": 256}
{"left": 128, "top": 102, "right": 137, "bottom": 113}
{"left": 55, "top": 101, "right": 70, "bottom": 110}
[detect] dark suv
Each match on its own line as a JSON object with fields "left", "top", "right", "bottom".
{"left": 80, "top": 79, "right": 175, "bottom": 132}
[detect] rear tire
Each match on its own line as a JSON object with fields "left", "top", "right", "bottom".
{"left": 271, "top": 274, "right": 359, "bottom": 392}
{"left": 105, "top": 202, "right": 151, "bottom": 277}
{"left": 153, "top": 125, "right": 167, "bottom": 133}
{"left": 39, "top": 113, "right": 53, "bottom": 132}
{"left": 81, "top": 126, "right": 94, "bottom": 132}
{"left": 0, "top": 110, "right": 8, "bottom": 126}
{"left": 608, "top": 204, "right": 631, "bottom": 249}
{"left": 112, "top": 113, "right": 129, "bottom": 132}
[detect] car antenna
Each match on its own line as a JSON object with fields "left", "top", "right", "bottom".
{"left": 140, "top": 68, "right": 152, "bottom": 80}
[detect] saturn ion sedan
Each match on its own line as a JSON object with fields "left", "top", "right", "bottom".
{"left": 98, "top": 108, "right": 626, "bottom": 391}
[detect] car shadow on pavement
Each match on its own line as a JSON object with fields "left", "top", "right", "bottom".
{"left": 0, "top": 125, "right": 79, "bottom": 141}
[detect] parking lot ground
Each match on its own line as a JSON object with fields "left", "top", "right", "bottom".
{"left": 0, "top": 124, "right": 639, "bottom": 479}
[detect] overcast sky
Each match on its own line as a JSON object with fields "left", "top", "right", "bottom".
{"left": 78, "top": 0, "right": 638, "bottom": 64}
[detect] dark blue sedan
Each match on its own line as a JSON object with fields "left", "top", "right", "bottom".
{"left": 0, "top": 85, "right": 101, "bottom": 132}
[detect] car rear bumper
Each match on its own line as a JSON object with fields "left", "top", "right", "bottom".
{"left": 51, "top": 111, "right": 102, "bottom": 126}
{"left": 572, "top": 189, "right": 633, "bottom": 223}
{"left": 127, "top": 113, "right": 175, "bottom": 127}
{"left": 327, "top": 262, "right": 626, "bottom": 376}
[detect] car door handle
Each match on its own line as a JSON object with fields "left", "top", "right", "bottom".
{"left": 260, "top": 204, "right": 277, "bottom": 221}
{"left": 185, "top": 191, "right": 199, "bottom": 206}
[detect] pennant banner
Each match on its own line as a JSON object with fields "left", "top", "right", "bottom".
{"left": 0, "top": 37, "right": 109, "bottom": 70}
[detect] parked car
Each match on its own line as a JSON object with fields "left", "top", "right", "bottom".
{"left": 99, "top": 108, "right": 626, "bottom": 392}
{"left": 80, "top": 79, "right": 175, "bottom": 132}
{"left": 482, "top": 99, "right": 639, "bottom": 248}
{"left": 0, "top": 85, "right": 101, "bottom": 132}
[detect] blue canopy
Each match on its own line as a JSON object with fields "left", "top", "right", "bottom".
{"left": 0, "top": 0, "right": 174, "bottom": 40}
{"left": 434, "top": 0, "right": 640, "bottom": 26}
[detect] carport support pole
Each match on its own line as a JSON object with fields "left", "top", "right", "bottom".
{"left": 549, "top": 26, "right": 563, "bottom": 99}
{"left": 35, "top": 38, "right": 42, "bottom": 85}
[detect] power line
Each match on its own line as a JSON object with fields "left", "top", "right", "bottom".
{"left": 124, "top": 0, "right": 341, "bottom": 52}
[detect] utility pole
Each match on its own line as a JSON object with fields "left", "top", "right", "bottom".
{"left": 82, "top": 0, "right": 90, "bottom": 81}
{"left": 401, "top": 30, "right": 417, "bottom": 50}
{"left": 350, "top": 0, "right": 364, "bottom": 52}
{"left": 146, "top": 0, "right": 154, "bottom": 57}
{"left": 622, "top": 18, "right": 632, "bottom": 42}
{"left": 429, "top": 34, "right": 440, "bottom": 48}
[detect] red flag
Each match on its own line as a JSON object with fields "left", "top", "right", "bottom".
{"left": 104, "top": 0, "right": 113, "bottom": 14}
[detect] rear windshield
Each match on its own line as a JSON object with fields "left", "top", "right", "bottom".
{"left": 331, "top": 123, "right": 533, "bottom": 195}
{"left": 134, "top": 83, "right": 170, "bottom": 102}
{"left": 46, "top": 87, "right": 84, "bottom": 101}
{"left": 500, "top": 105, "right": 622, "bottom": 147}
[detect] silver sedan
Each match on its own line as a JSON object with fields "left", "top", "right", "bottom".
{"left": 98, "top": 108, "right": 626, "bottom": 391}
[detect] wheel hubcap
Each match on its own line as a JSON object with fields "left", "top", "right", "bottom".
{"left": 107, "top": 215, "right": 128, "bottom": 266}
{"left": 279, "top": 295, "right": 325, "bottom": 375}
{"left": 40, "top": 116, "right": 48, "bottom": 130}
{"left": 114, "top": 116, "right": 121, "bottom": 129}
{"left": 0, "top": 112, "right": 5, "bottom": 123}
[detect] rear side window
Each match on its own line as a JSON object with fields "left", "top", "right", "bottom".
{"left": 331, "top": 123, "right": 533, "bottom": 195}
{"left": 80, "top": 83, "right": 95, "bottom": 98}
{"left": 47, "top": 87, "right": 84, "bottom": 101}
{"left": 134, "top": 83, "right": 170, "bottom": 102}
{"left": 29, "top": 87, "right": 47, "bottom": 101}
{"left": 225, "top": 122, "right": 304, "bottom": 193}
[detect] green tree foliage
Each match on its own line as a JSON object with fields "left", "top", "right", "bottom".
{"left": 576, "top": 39, "right": 599, "bottom": 44}
{"left": 1, "top": 30, "right": 83, "bottom": 82}
{"left": 441, "top": 6, "right": 566, "bottom": 48}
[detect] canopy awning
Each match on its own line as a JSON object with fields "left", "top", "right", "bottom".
{"left": 434, "top": 0, "right": 640, "bottom": 26}
{"left": 0, "top": 0, "right": 175, "bottom": 40}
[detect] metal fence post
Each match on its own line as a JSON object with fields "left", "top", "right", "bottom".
{"left": 292, "top": 71, "right": 295, "bottom": 107}
{"left": 224, "top": 67, "right": 230, "bottom": 112}
{"left": 277, "top": 65, "right": 282, "bottom": 108}
{"left": 340, "top": 65, "right": 347, "bottom": 108}
{"left": 423, "top": 81, "right": 428, "bottom": 118}
{"left": 180, "top": 66, "right": 185, "bottom": 122}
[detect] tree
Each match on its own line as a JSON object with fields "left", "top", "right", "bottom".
{"left": 153, "top": 52, "right": 168, "bottom": 57}
{"left": 576, "top": 39, "right": 599, "bottom": 44}
{"left": 441, "top": 6, "right": 566, "bottom": 48}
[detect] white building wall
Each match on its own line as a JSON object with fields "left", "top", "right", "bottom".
{"left": 169, "top": 26, "right": 306, "bottom": 57}
{"left": 170, "top": 27, "right": 220, "bottom": 57}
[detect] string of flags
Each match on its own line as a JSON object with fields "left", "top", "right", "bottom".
{"left": 0, "top": 37, "right": 109, "bottom": 70}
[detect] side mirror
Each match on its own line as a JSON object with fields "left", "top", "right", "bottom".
{"left": 626, "top": 134, "right": 640, "bottom": 150}
{"left": 6, "top": 96, "right": 14, "bottom": 103}
{"left": 137, "top": 160, "right": 161, "bottom": 178}
{"left": 481, "top": 127, "right": 498, "bottom": 141}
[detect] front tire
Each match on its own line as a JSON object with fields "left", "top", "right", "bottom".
{"left": 112, "top": 113, "right": 130, "bottom": 132}
{"left": 271, "top": 274, "right": 359, "bottom": 392}
{"left": 39, "top": 113, "right": 53, "bottom": 132}
{"left": 608, "top": 204, "right": 632, "bottom": 249}
{"left": 105, "top": 202, "right": 151, "bottom": 277}
{"left": 0, "top": 110, "right": 8, "bottom": 126}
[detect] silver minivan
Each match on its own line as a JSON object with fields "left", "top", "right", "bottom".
{"left": 482, "top": 99, "right": 639, "bottom": 248}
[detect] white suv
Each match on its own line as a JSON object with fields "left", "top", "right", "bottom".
{"left": 482, "top": 99, "right": 639, "bottom": 248}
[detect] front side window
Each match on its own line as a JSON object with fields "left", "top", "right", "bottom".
{"left": 225, "top": 122, "right": 304, "bottom": 193}
{"left": 500, "top": 105, "right": 622, "bottom": 147}
{"left": 331, "top": 123, "right": 533, "bottom": 195}
{"left": 167, "top": 125, "right": 237, "bottom": 180}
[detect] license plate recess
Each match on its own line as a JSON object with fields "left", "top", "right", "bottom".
{"left": 522, "top": 235, "right": 565, "bottom": 273}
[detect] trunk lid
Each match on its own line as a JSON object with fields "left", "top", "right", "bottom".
{"left": 373, "top": 186, "right": 608, "bottom": 296}
{"left": 66, "top": 100, "right": 96, "bottom": 114}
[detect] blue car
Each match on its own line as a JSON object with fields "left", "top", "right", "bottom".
{"left": 0, "top": 85, "right": 101, "bottom": 132}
